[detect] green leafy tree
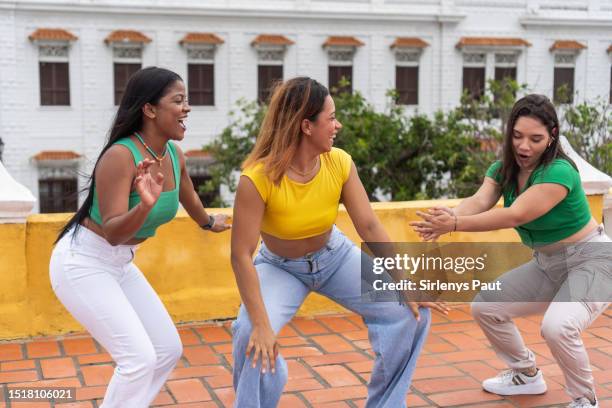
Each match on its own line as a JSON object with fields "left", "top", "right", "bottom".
{"left": 560, "top": 98, "right": 611, "bottom": 175}
{"left": 199, "top": 99, "right": 265, "bottom": 206}
{"left": 198, "top": 78, "right": 608, "bottom": 206}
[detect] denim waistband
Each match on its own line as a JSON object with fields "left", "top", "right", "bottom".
{"left": 58, "top": 225, "right": 138, "bottom": 265}
{"left": 258, "top": 225, "right": 345, "bottom": 265}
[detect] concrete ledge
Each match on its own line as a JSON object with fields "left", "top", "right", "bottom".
{"left": 0, "top": 196, "right": 604, "bottom": 340}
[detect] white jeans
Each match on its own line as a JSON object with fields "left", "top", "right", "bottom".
{"left": 472, "top": 225, "right": 611, "bottom": 402}
{"left": 49, "top": 226, "right": 182, "bottom": 408}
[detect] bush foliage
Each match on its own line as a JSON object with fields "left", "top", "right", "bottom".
{"left": 200, "top": 80, "right": 611, "bottom": 206}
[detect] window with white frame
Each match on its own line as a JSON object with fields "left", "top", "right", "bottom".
{"left": 553, "top": 53, "right": 576, "bottom": 104}
{"left": 549, "top": 41, "right": 586, "bottom": 104}
{"left": 324, "top": 37, "right": 363, "bottom": 96}
{"left": 391, "top": 38, "right": 427, "bottom": 106}
{"left": 494, "top": 53, "right": 518, "bottom": 100}
{"left": 181, "top": 34, "right": 223, "bottom": 106}
{"left": 112, "top": 45, "right": 142, "bottom": 105}
{"left": 328, "top": 48, "right": 355, "bottom": 96}
{"left": 394, "top": 50, "right": 421, "bottom": 105}
{"left": 252, "top": 35, "right": 292, "bottom": 104}
{"left": 33, "top": 152, "right": 81, "bottom": 213}
{"left": 105, "top": 31, "right": 151, "bottom": 105}
{"left": 462, "top": 53, "right": 486, "bottom": 100}
{"left": 30, "top": 30, "right": 76, "bottom": 106}
{"left": 457, "top": 38, "right": 529, "bottom": 102}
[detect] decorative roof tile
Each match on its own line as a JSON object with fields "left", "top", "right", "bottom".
{"left": 180, "top": 33, "right": 224, "bottom": 45}
{"left": 105, "top": 30, "right": 152, "bottom": 44}
{"left": 549, "top": 40, "right": 587, "bottom": 52}
{"left": 390, "top": 37, "right": 429, "bottom": 49}
{"left": 251, "top": 34, "right": 294, "bottom": 46}
{"left": 456, "top": 37, "right": 531, "bottom": 49}
{"left": 32, "top": 151, "right": 82, "bottom": 161}
{"left": 29, "top": 28, "right": 78, "bottom": 42}
{"left": 323, "top": 36, "right": 364, "bottom": 47}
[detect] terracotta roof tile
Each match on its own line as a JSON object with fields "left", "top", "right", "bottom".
{"left": 323, "top": 36, "right": 364, "bottom": 48}
{"left": 104, "top": 30, "right": 152, "bottom": 44}
{"left": 390, "top": 37, "right": 429, "bottom": 49}
{"left": 549, "top": 40, "right": 587, "bottom": 52}
{"left": 180, "top": 33, "right": 224, "bottom": 45}
{"left": 29, "top": 28, "right": 78, "bottom": 42}
{"left": 32, "top": 151, "right": 82, "bottom": 161}
{"left": 185, "top": 150, "right": 212, "bottom": 159}
{"left": 251, "top": 34, "right": 294, "bottom": 46}
{"left": 456, "top": 37, "right": 531, "bottom": 49}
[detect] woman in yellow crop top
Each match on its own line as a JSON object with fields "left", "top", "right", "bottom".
{"left": 230, "top": 77, "right": 448, "bottom": 408}
{"left": 49, "top": 67, "right": 229, "bottom": 407}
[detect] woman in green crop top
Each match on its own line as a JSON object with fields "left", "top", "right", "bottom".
{"left": 49, "top": 67, "right": 230, "bottom": 408}
{"left": 411, "top": 94, "right": 611, "bottom": 408}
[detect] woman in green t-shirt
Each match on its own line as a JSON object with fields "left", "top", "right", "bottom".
{"left": 410, "top": 94, "right": 610, "bottom": 408}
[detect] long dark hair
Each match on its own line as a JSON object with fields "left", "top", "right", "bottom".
{"left": 497, "top": 93, "right": 576, "bottom": 193}
{"left": 56, "top": 66, "right": 182, "bottom": 243}
{"left": 242, "top": 76, "right": 329, "bottom": 184}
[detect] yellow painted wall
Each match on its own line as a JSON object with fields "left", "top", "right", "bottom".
{"left": 0, "top": 195, "right": 604, "bottom": 340}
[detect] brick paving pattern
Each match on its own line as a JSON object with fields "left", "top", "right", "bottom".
{"left": 0, "top": 305, "right": 610, "bottom": 407}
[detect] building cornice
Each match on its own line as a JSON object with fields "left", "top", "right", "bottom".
{"left": 520, "top": 15, "right": 612, "bottom": 28}
{"left": 0, "top": 1, "right": 465, "bottom": 23}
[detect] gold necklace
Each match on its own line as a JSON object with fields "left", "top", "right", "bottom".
{"left": 289, "top": 157, "right": 319, "bottom": 177}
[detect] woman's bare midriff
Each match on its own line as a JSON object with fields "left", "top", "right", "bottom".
{"left": 81, "top": 217, "right": 148, "bottom": 245}
{"left": 536, "top": 217, "right": 599, "bottom": 253}
{"left": 261, "top": 229, "right": 332, "bottom": 259}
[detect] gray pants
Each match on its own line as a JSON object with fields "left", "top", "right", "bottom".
{"left": 471, "top": 225, "right": 611, "bottom": 402}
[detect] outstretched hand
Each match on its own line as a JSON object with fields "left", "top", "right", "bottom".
{"left": 134, "top": 159, "right": 164, "bottom": 209}
{"left": 409, "top": 206, "right": 456, "bottom": 242}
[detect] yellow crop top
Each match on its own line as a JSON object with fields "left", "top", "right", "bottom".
{"left": 241, "top": 147, "right": 352, "bottom": 240}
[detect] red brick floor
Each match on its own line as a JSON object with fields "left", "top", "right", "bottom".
{"left": 0, "top": 305, "right": 610, "bottom": 407}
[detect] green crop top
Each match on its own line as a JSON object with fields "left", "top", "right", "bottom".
{"left": 486, "top": 159, "right": 591, "bottom": 247}
{"left": 89, "top": 138, "right": 181, "bottom": 239}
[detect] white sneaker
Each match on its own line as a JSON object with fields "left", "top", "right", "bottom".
{"left": 482, "top": 369, "right": 547, "bottom": 395}
{"left": 568, "top": 397, "right": 598, "bottom": 408}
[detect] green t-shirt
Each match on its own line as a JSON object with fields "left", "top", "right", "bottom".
{"left": 485, "top": 159, "right": 591, "bottom": 247}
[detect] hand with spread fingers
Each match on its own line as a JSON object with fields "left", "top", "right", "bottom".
{"left": 133, "top": 158, "right": 164, "bottom": 209}
{"left": 410, "top": 206, "right": 456, "bottom": 242}
{"left": 246, "top": 324, "right": 279, "bottom": 375}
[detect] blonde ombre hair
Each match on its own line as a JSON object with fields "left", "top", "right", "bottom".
{"left": 242, "top": 77, "right": 329, "bottom": 184}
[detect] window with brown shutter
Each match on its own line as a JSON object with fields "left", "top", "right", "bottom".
{"left": 258, "top": 65, "right": 283, "bottom": 104}
{"left": 329, "top": 66, "right": 353, "bottom": 96}
{"left": 553, "top": 67, "right": 574, "bottom": 104}
{"left": 188, "top": 64, "right": 215, "bottom": 106}
{"left": 114, "top": 63, "right": 141, "bottom": 105}
{"left": 493, "top": 67, "right": 517, "bottom": 104}
{"left": 396, "top": 66, "right": 419, "bottom": 105}
{"left": 494, "top": 67, "right": 516, "bottom": 82}
{"left": 40, "top": 62, "right": 70, "bottom": 106}
{"left": 462, "top": 67, "right": 485, "bottom": 100}
{"left": 39, "top": 178, "right": 78, "bottom": 213}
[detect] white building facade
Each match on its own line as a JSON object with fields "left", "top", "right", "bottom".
{"left": 0, "top": 0, "right": 611, "bottom": 212}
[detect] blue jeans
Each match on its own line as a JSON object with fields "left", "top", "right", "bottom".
{"left": 232, "top": 226, "right": 431, "bottom": 408}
